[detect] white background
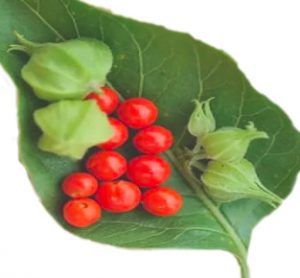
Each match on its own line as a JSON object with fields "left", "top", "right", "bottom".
{"left": 0, "top": 0, "right": 299, "bottom": 277}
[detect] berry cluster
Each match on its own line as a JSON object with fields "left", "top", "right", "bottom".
{"left": 62, "top": 87, "right": 183, "bottom": 228}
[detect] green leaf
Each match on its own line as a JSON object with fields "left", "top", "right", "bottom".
{"left": 0, "top": 0, "right": 299, "bottom": 277}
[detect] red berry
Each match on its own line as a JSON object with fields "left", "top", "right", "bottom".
{"left": 133, "top": 125, "right": 174, "bottom": 154}
{"left": 86, "top": 86, "right": 119, "bottom": 114}
{"left": 86, "top": 151, "right": 127, "bottom": 181}
{"left": 117, "top": 97, "right": 158, "bottom": 129}
{"left": 142, "top": 187, "right": 183, "bottom": 217}
{"left": 63, "top": 198, "right": 101, "bottom": 228}
{"left": 62, "top": 172, "right": 98, "bottom": 198}
{"left": 127, "top": 155, "right": 171, "bottom": 187}
{"left": 98, "top": 118, "right": 129, "bottom": 150}
{"left": 95, "top": 180, "right": 141, "bottom": 213}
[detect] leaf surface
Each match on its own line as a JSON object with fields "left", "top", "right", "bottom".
{"left": 0, "top": 0, "right": 299, "bottom": 275}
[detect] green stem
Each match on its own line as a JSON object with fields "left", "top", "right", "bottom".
{"left": 192, "top": 137, "right": 202, "bottom": 153}
{"left": 88, "top": 82, "right": 103, "bottom": 94}
{"left": 106, "top": 81, "right": 124, "bottom": 100}
{"left": 191, "top": 152, "right": 206, "bottom": 162}
{"left": 239, "top": 258, "right": 250, "bottom": 278}
{"left": 7, "top": 44, "right": 31, "bottom": 55}
{"left": 8, "top": 31, "right": 41, "bottom": 55}
{"left": 165, "top": 150, "right": 250, "bottom": 278}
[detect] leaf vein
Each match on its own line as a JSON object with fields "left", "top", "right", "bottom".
{"left": 104, "top": 15, "right": 145, "bottom": 97}
{"left": 202, "top": 60, "right": 223, "bottom": 83}
{"left": 98, "top": 16, "right": 105, "bottom": 40}
{"left": 100, "top": 227, "right": 139, "bottom": 240}
{"left": 234, "top": 79, "right": 246, "bottom": 126}
{"left": 142, "top": 32, "right": 156, "bottom": 53}
{"left": 20, "top": 0, "right": 66, "bottom": 41}
{"left": 58, "top": 0, "right": 80, "bottom": 37}
{"left": 192, "top": 44, "right": 204, "bottom": 100}
{"left": 153, "top": 67, "right": 179, "bottom": 102}
{"left": 99, "top": 220, "right": 227, "bottom": 236}
{"left": 241, "top": 107, "right": 271, "bottom": 118}
{"left": 254, "top": 112, "right": 284, "bottom": 167}
{"left": 274, "top": 156, "right": 299, "bottom": 191}
{"left": 144, "top": 50, "right": 174, "bottom": 76}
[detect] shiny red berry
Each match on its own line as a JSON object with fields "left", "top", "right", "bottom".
{"left": 142, "top": 187, "right": 183, "bottom": 217}
{"left": 62, "top": 172, "right": 98, "bottom": 198}
{"left": 117, "top": 97, "right": 158, "bottom": 129}
{"left": 133, "top": 125, "right": 174, "bottom": 154}
{"left": 95, "top": 180, "right": 141, "bottom": 213}
{"left": 86, "top": 86, "right": 119, "bottom": 114}
{"left": 98, "top": 118, "right": 129, "bottom": 150}
{"left": 63, "top": 198, "right": 101, "bottom": 228}
{"left": 127, "top": 155, "right": 171, "bottom": 187}
{"left": 86, "top": 151, "right": 127, "bottom": 181}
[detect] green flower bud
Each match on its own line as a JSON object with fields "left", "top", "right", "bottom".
{"left": 34, "top": 100, "right": 113, "bottom": 159}
{"left": 201, "top": 159, "right": 282, "bottom": 207}
{"left": 9, "top": 32, "right": 113, "bottom": 101}
{"left": 201, "top": 122, "right": 268, "bottom": 161}
{"left": 187, "top": 98, "right": 216, "bottom": 138}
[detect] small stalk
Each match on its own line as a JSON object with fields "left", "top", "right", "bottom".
{"left": 8, "top": 31, "right": 41, "bottom": 55}
{"left": 190, "top": 160, "right": 207, "bottom": 172}
{"left": 192, "top": 137, "right": 202, "bottom": 153}
{"left": 89, "top": 82, "right": 103, "bottom": 94}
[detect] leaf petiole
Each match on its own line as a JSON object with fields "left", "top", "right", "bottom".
{"left": 165, "top": 149, "right": 250, "bottom": 278}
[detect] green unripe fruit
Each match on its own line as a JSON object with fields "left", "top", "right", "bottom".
{"left": 201, "top": 122, "right": 268, "bottom": 162}
{"left": 34, "top": 100, "right": 114, "bottom": 159}
{"left": 188, "top": 98, "right": 216, "bottom": 138}
{"left": 9, "top": 32, "right": 113, "bottom": 101}
{"left": 201, "top": 159, "right": 282, "bottom": 207}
